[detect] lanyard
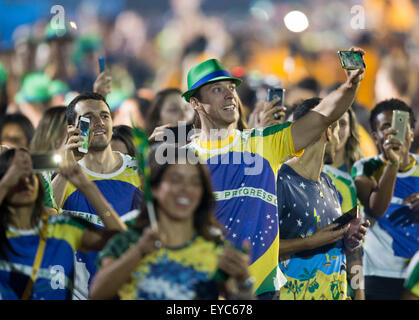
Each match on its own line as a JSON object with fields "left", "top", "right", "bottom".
{"left": 21, "top": 214, "right": 49, "bottom": 300}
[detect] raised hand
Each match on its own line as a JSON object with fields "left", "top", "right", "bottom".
{"left": 93, "top": 71, "right": 112, "bottom": 98}
{"left": 1, "top": 149, "right": 33, "bottom": 190}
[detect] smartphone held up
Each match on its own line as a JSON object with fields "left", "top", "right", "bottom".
{"left": 391, "top": 110, "right": 409, "bottom": 143}
{"left": 77, "top": 116, "right": 91, "bottom": 154}
{"left": 337, "top": 51, "right": 366, "bottom": 70}
{"left": 267, "top": 88, "right": 285, "bottom": 107}
{"left": 332, "top": 206, "right": 359, "bottom": 230}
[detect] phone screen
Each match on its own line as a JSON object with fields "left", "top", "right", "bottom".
{"left": 78, "top": 117, "right": 90, "bottom": 152}
{"left": 338, "top": 51, "right": 365, "bottom": 69}
{"left": 31, "top": 152, "right": 62, "bottom": 172}
{"left": 267, "top": 88, "right": 285, "bottom": 107}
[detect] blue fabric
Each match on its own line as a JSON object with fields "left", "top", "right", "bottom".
{"left": 190, "top": 70, "right": 232, "bottom": 89}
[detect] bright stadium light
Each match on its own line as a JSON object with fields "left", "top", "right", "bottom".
{"left": 284, "top": 10, "right": 309, "bottom": 33}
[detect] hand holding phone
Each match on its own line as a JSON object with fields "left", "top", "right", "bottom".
{"left": 332, "top": 206, "right": 359, "bottom": 230}
{"left": 267, "top": 88, "right": 285, "bottom": 107}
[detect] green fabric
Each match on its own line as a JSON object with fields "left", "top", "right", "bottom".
{"left": 97, "top": 229, "right": 140, "bottom": 268}
{"left": 49, "top": 79, "right": 69, "bottom": 96}
{"left": 41, "top": 171, "right": 58, "bottom": 210}
{"left": 0, "top": 62, "right": 7, "bottom": 86}
{"left": 351, "top": 156, "right": 383, "bottom": 179}
{"left": 182, "top": 59, "right": 242, "bottom": 102}
{"left": 249, "top": 121, "right": 292, "bottom": 138}
{"left": 405, "top": 251, "right": 419, "bottom": 296}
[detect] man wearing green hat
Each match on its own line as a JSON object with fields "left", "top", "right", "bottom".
{"left": 15, "top": 73, "right": 53, "bottom": 127}
{"left": 183, "top": 52, "right": 365, "bottom": 299}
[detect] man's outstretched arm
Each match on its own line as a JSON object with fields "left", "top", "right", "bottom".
{"left": 292, "top": 48, "right": 365, "bottom": 152}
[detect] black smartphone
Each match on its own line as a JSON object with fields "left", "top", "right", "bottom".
{"left": 267, "top": 88, "right": 285, "bottom": 107}
{"left": 332, "top": 206, "right": 358, "bottom": 230}
{"left": 31, "top": 152, "right": 62, "bottom": 172}
{"left": 165, "top": 123, "right": 194, "bottom": 144}
{"left": 337, "top": 51, "right": 366, "bottom": 70}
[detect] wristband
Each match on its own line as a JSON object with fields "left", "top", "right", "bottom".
{"left": 387, "top": 161, "right": 400, "bottom": 166}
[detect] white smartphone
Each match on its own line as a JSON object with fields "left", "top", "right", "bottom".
{"left": 77, "top": 116, "right": 90, "bottom": 154}
{"left": 391, "top": 110, "right": 409, "bottom": 143}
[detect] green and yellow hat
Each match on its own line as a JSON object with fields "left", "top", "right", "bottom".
{"left": 15, "top": 73, "right": 52, "bottom": 104}
{"left": 182, "top": 59, "right": 242, "bottom": 102}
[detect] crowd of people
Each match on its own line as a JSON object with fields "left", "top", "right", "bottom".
{"left": 0, "top": 0, "right": 419, "bottom": 301}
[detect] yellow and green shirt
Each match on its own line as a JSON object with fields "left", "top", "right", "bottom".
{"left": 98, "top": 229, "right": 223, "bottom": 300}
{"left": 0, "top": 214, "right": 88, "bottom": 300}
{"left": 404, "top": 250, "right": 419, "bottom": 297}
{"left": 187, "top": 122, "right": 303, "bottom": 296}
{"left": 323, "top": 164, "right": 358, "bottom": 213}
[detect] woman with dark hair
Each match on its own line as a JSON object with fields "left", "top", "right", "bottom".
{"left": 146, "top": 88, "right": 194, "bottom": 140}
{"left": 111, "top": 125, "right": 136, "bottom": 157}
{"left": 331, "top": 107, "right": 363, "bottom": 173}
{"left": 0, "top": 148, "right": 127, "bottom": 299}
{"left": 90, "top": 147, "right": 253, "bottom": 300}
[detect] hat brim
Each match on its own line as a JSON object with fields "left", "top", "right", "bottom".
{"left": 182, "top": 76, "right": 242, "bottom": 102}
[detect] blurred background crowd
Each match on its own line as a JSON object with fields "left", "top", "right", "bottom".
{"left": 1, "top": 0, "right": 419, "bottom": 151}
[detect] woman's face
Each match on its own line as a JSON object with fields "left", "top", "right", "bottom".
{"left": 152, "top": 163, "right": 203, "bottom": 222}
{"left": 337, "top": 112, "right": 350, "bottom": 152}
{"left": 159, "top": 94, "right": 193, "bottom": 126}
{"left": 6, "top": 173, "right": 39, "bottom": 207}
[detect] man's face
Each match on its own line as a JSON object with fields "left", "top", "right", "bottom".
{"left": 75, "top": 99, "right": 113, "bottom": 152}
{"left": 324, "top": 121, "right": 340, "bottom": 165}
{"left": 373, "top": 110, "right": 413, "bottom": 155}
{"left": 194, "top": 80, "right": 239, "bottom": 128}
